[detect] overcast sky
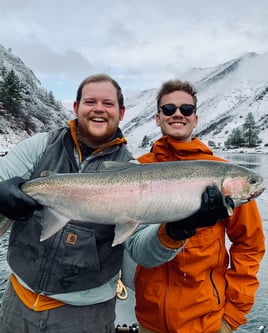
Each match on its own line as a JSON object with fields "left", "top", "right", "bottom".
{"left": 1, "top": 0, "right": 268, "bottom": 102}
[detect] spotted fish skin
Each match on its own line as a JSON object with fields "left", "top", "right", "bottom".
{"left": 0, "top": 160, "right": 265, "bottom": 246}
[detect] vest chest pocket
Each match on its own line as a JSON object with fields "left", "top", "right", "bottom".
{"left": 52, "top": 223, "right": 100, "bottom": 273}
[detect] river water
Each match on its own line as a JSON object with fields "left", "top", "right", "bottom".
{"left": 217, "top": 152, "right": 268, "bottom": 333}
{"left": 0, "top": 152, "right": 267, "bottom": 332}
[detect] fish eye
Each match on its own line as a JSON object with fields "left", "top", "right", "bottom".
{"left": 249, "top": 177, "right": 257, "bottom": 185}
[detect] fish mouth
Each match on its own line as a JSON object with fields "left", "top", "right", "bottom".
{"left": 232, "top": 187, "right": 266, "bottom": 207}
{"left": 248, "top": 187, "right": 265, "bottom": 200}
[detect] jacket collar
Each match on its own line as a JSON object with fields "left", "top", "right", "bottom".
{"left": 68, "top": 119, "right": 127, "bottom": 162}
{"left": 150, "top": 135, "right": 214, "bottom": 162}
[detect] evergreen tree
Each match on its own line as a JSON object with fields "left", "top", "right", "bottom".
{"left": 140, "top": 135, "right": 150, "bottom": 148}
{"left": 225, "top": 128, "right": 244, "bottom": 147}
{"left": 224, "top": 112, "right": 262, "bottom": 147}
{"left": 0, "top": 66, "right": 7, "bottom": 77}
{"left": 48, "top": 90, "right": 56, "bottom": 105}
{"left": 242, "top": 112, "right": 262, "bottom": 147}
{"left": 0, "top": 69, "right": 25, "bottom": 111}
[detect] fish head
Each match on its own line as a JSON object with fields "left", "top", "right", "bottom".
{"left": 221, "top": 164, "right": 265, "bottom": 207}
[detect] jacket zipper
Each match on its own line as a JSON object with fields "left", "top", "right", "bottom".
{"left": 163, "top": 265, "right": 171, "bottom": 333}
{"left": 210, "top": 239, "right": 221, "bottom": 305}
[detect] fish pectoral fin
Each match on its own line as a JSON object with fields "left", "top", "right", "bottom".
{"left": 40, "top": 207, "right": 70, "bottom": 241}
{"left": 224, "top": 198, "right": 234, "bottom": 216}
{"left": 226, "top": 205, "right": 233, "bottom": 216}
{"left": 112, "top": 222, "right": 139, "bottom": 247}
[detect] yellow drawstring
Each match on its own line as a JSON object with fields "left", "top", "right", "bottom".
{"left": 116, "top": 270, "right": 128, "bottom": 300}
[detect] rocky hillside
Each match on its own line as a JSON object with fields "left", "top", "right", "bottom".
{"left": 0, "top": 44, "right": 70, "bottom": 152}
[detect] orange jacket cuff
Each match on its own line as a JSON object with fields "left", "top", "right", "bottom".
{"left": 158, "top": 224, "right": 185, "bottom": 249}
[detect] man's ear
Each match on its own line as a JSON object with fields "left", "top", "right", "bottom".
{"left": 119, "top": 106, "right": 125, "bottom": 121}
{"left": 156, "top": 113, "right": 160, "bottom": 127}
{"left": 73, "top": 101, "right": 78, "bottom": 117}
{"left": 193, "top": 114, "right": 198, "bottom": 129}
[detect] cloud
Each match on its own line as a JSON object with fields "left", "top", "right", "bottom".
{"left": 17, "top": 42, "right": 95, "bottom": 79}
{"left": 1, "top": 0, "right": 268, "bottom": 100}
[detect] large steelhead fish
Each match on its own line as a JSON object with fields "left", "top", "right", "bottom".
{"left": 0, "top": 160, "right": 265, "bottom": 246}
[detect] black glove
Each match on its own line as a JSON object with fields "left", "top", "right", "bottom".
{"left": 0, "top": 177, "right": 42, "bottom": 220}
{"left": 166, "top": 185, "right": 234, "bottom": 240}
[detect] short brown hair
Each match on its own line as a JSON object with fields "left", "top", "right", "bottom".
{"left": 76, "top": 74, "right": 124, "bottom": 107}
{"left": 157, "top": 80, "right": 197, "bottom": 110}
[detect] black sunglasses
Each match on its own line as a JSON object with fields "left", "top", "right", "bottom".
{"left": 159, "top": 103, "right": 196, "bottom": 117}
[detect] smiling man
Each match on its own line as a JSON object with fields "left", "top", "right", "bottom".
{"left": 1, "top": 74, "right": 187, "bottom": 333}
{"left": 73, "top": 76, "right": 125, "bottom": 150}
{"left": 156, "top": 89, "right": 197, "bottom": 142}
{"left": 0, "top": 74, "right": 135, "bottom": 333}
{"left": 126, "top": 79, "right": 265, "bottom": 333}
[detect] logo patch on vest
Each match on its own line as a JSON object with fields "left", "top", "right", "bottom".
{"left": 65, "top": 233, "right": 78, "bottom": 245}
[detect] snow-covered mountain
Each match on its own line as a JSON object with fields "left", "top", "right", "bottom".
{"left": 122, "top": 52, "right": 268, "bottom": 151}
{"left": 1, "top": 45, "right": 268, "bottom": 154}
{"left": 0, "top": 44, "right": 70, "bottom": 152}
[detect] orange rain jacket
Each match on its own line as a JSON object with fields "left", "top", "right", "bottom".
{"left": 135, "top": 136, "right": 265, "bottom": 333}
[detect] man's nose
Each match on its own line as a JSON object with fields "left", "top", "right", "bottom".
{"left": 173, "top": 107, "right": 184, "bottom": 116}
{"left": 92, "top": 101, "right": 105, "bottom": 111}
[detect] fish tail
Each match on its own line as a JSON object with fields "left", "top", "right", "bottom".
{"left": 0, "top": 216, "right": 13, "bottom": 236}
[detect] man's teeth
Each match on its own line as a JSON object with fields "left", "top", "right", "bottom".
{"left": 92, "top": 118, "right": 105, "bottom": 122}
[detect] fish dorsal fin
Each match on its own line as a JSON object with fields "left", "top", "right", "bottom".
{"left": 101, "top": 161, "right": 138, "bottom": 172}
{"left": 40, "top": 170, "right": 60, "bottom": 178}
{"left": 40, "top": 170, "right": 55, "bottom": 177}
